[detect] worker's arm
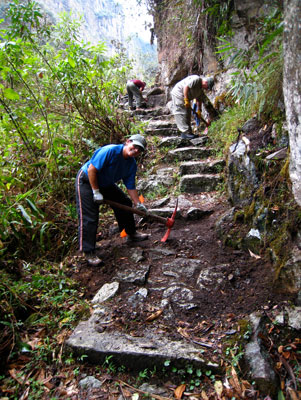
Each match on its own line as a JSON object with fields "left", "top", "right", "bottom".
{"left": 88, "top": 164, "right": 103, "bottom": 203}
{"left": 127, "top": 189, "right": 148, "bottom": 213}
{"left": 183, "top": 85, "right": 189, "bottom": 99}
{"left": 88, "top": 164, "right": 99, "bottom": 189}
{"left": 183, "top": 86, "right": 191, "bottom": 108}
{"left": 127, "top": 188, "right": 140, "bottom": 206}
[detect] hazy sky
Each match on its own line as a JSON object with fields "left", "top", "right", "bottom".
{"left": 118, "top": 0, "right": 153, "bottom": 43}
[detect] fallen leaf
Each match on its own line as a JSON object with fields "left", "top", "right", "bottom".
{"left": 278, "top": 345, "right": 284, "bottom": 353}
{"left": 214, "top": 380, "right": 223, "bottom": 397}
{"left": 145, "top": 309, "right": 163, "bottom": 322}
{"left": 241, "top": 380, "right": 252, "bottom": 389}
{"left": 283, "top": 351, "right": 291, "bottom": 359}
{"left": 132, "top": 393, "right": 139, "bottom": 400}
{"left": 139, "top": 194, "right": 145, "bottom": 203}
{"left": 201, "top": 390, "right": 209, "bottom": 400}
{"left": 177, "top": 326, "right": 190, "bottom": 339}
{"left": 248, "top": 249, "right": 261, "bottom": 259}
{"left": 287, "top": 387, "right": 298, "bottom": 400}
{"left": 19, "top": 387, "right": 30, "bottom": 400}
{"left": 9, "top": 369, "right": 28, "bottom": 385}
{"left": 231, "top": 367, "right": 242, "bottom": 395}
{"left": 174, "top": 384, "right": 186, "bottom": 399}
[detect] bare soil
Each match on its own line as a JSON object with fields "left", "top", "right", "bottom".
{"left": 67, "top": 191, "right": 291, "bottom": 358}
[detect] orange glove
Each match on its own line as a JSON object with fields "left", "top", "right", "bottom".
{"left": 184, "top": 97, "right": 190, "bottom": 109}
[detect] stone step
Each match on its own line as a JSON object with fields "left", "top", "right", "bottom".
{"left": 179, "top": 159, "right": 225, "bottom": 176}
{"left": 145, "top": 127, "right": 178, "bottom": 137}
{"left": 132, "top": 107, "right": 171, "bottom": 120}
{"left": 159, "top": 136, "right": 208, "bottom": 149}
{"left": 179, "top": 173, "right": 223, "bottom": 193}
{"left": 66, "top": 316, "right": 219, "bottom": 371}
{"left": 137, "top": 167, "right": 176, "bottom": 194}
{"left": 148, "top": 120, "right": 177, "bottom": 130}
{"left": 167, "top": 147, "right": 213, "bottom": 162}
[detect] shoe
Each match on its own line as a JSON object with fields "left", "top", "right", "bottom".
{"left": 84, "top": 252, "right": 103, "bottom": 266}
{"left": 126, "top": 232, "right": 149, "bottom": 243}
{"left": 181, "top": 133, "right": 199, "bottom": 139}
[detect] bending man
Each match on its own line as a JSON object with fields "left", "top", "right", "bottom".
{"left": 75, "top": 134, "right": 149, "bottom": 266}
{"left": 126, "top": 79, "right": 147, "bottom": 110}
{"left": 171, "top": 75, "right": 218, "bottom": 139}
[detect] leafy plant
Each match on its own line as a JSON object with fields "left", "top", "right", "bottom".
{"left": 216, "top": 5, "right": 284, "bottom": 119}
{"left": 0, "top": 0, "right": 139, "bottom": 263}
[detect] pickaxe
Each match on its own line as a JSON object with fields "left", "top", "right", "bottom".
{"left": 104, "top": 198, "right": 178, "bottom": 242}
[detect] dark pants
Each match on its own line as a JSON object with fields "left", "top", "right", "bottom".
{"left": 75, "top": 170, "right": 136, "bottom": 253}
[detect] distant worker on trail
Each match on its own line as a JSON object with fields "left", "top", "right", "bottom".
{"left": 170, "top": 75, "right": 218, "bottom": 139}
{"left": 75, "top": 134, "right": 149, "bottom": 266}
{"left": 126, "top": 79, "right": 147, "bottom": 110}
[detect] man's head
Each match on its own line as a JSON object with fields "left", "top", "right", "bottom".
{"left": 129, "top": 134, "right": 147, "bottom": 151}
{"left": 123, "top": 134, "right": 147, "bottom": 158}
{"left": 202, "top": 77, "right": 215, "bottom": 91}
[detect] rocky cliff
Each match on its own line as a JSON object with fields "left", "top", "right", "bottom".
{"left": 150, "top": 0, "right": 300, "bottom": 208}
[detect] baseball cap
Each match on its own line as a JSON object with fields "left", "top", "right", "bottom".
{"left": 205, "top": 77, "right": 214, "bottom": 90}
{"left": 129, "top": 134, "right": 147, "bottom": 151}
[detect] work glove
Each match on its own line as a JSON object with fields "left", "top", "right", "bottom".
{"left": 197, "top": 110, "right": 202, "bottom": 120}
{"left": 136, "top": 202, "right": 148, "bottom": 214}
{"left": 92, "top": 189, "right": 104, "bottom": 204}
{"left": 184, "top": 97, "right": 190, "bottom": 109}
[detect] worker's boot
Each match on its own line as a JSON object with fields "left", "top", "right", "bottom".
{"left": 84, "top": 251, "right": 103, "bottom": 266}
{"left": 181, "top": 133, "right": 199, "bottom": 140}
{"left": 127, "top": 232, "right": 149, "bottom": 243}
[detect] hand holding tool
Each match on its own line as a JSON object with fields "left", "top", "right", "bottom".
{"left": 104, "top": 198, "right": 178, "bottom": 242}
{"left": 93, "top": 189, "right": 104, "bottom": 204}
{"left": 184, "top": 97, "right": 190, "bottom": 109}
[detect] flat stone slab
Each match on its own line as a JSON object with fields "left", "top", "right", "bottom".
{"left": 179, "top": 173, "right": 223, "bottom": 193}
{"left": 167, "top": 147, "right": 213, "bottom": 161}
{"left": 66, "top": 316, "right": 219, "bottom": 371}
{"left": 159, "top": 136, "right": 208, "bottom": 149}
{"left": 147, "top": 120, "right": 177, "bottom": 130}
{"left": 179, "top": 159, "right": 225, "bottom": 175}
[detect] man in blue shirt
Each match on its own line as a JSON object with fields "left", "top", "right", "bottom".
{"left": 75, "top": 134, "right": 149, "bottom": 266}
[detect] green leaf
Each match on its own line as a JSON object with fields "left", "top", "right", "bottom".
{"left": 17, "top": 205, "right": 32, "bottom": 224}
{"left": 68, "top": 57, "right": 76, "bottom": 68}
{"left": 278, "top": 391, "right": 285, "bottom": 400}
{"left": 26, "top": 198, "right": 43, "bottom": 217}
{"left": 3, "top": 88, "right": 20, "bottom": 100}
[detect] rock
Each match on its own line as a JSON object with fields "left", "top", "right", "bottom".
{"left": 91, "top": 282, "right": 119, "bottom": 305}
{"left": 78, "top": 376, "right": 103, "bottom": 389}
{"left": 227, "top": 139, "right": 259, "bottom": 206}
{"left": 245, "top": 313, "right": 278, "bottom": 397}
{"left": 275, "top": 246, "right": 301, "bottom": 297}
{"left": 130, "top": 249, "right": 145, "bottom": 263}
{"left": 186, "top": 207, "right": 212, "bottom": 220}
{"left": 275, "top": 306, "right": 301, "bottom": 330}
{"left": 115, "top": 264, "right": 151, "bottom": 285}
{"left": 179, "top": 173, "right": 222, "bottom": 193}
{"left": 242, "top": 228, "right": 262, "bottom": 252}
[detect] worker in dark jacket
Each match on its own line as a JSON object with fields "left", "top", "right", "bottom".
{"left": 75, "top": 134, "right": 148, "bottom": 266}
{"left": 126, "top": 79, "right": 147, "bottom": 110}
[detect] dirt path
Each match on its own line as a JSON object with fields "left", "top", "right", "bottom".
{"left": 67, "top": 190, "right": 288, "bottom": 364}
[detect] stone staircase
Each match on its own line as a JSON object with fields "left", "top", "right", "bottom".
{"left": 66, "top": 89, "right": 227, "bottom": 374}
{"left": 136, "top": 100, "right": 224, "bottom": 197}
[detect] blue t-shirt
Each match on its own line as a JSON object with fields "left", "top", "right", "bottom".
{"left": 81, "top": 144, "right": 137, "bottom": 190}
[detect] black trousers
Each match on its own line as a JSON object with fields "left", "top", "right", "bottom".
{"left": 75, "top": 170, "right": 136, "bottom": 253}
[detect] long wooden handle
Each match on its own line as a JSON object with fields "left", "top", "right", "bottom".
{"left": 104, "top": 199, "right": 167, "bottom": 225}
